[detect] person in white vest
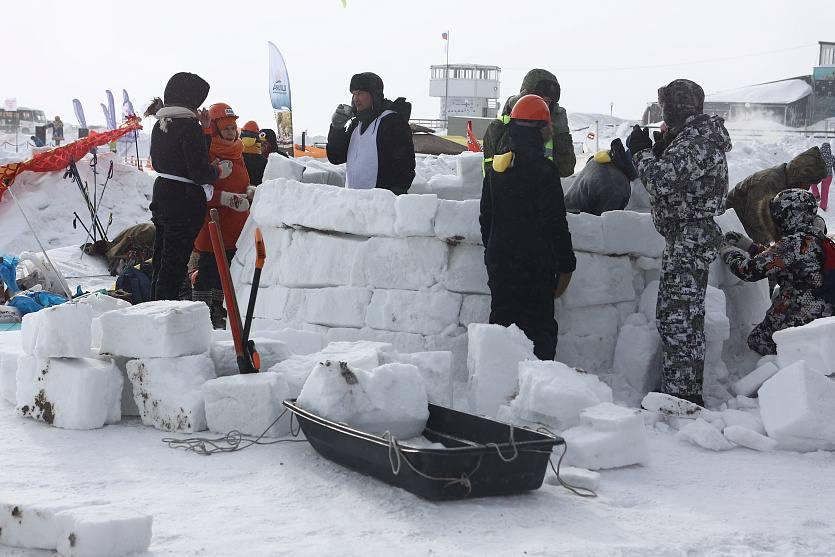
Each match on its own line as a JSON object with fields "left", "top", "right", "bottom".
{"left": 326, "top": 72, "right": 415, "bottom": 195}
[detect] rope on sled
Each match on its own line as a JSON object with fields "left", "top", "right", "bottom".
{"left": 536, "top": 426, "right": 598, "bottom": 498}
{"left": 382, "top": 431, "right": 476, "bottom": 496}
{"left": 162, "top": 409, "right": 307, "bottom": 456}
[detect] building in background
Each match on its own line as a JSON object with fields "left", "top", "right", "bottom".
{"left": 429, "top": 64, "right": 501, "bottom": 121}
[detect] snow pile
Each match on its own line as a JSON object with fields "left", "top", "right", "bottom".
{"left": 263, "top": 153, "right": 345, "bottom": 187}
{"left": 297, "top": 359, "right": 429, "bottom": 439}
{"left": 410, "top": 152, "right": 483, "bottom": 200}
{"left": 203, "top": 372, "right": 293, "bottom": 437}
{"left": 562, "top": 402, "right": 650, "bottom": 470}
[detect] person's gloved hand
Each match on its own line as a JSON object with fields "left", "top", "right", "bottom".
{"left": 214, "top": 159, "right": 233, "bottom": 180}
{"left": 331, "top": 104, "right": 353, "bottom": 128}
{"left": 626, "top": 125, "right": 652, "bottom": 153}
{"left": 554, "top": 272, "right": 572, "bottom": 299}
{"left": 652, "top": 130, "right": 667, "bottom": 157}
{"left": 246, "top": 185, "right": 257, "bottom": 203}
{"left": 220, "top": 191, "right": 250, "bottom": 212}
{"left": 719, "top": 242, "right": 743, "bottom": 260}
{"left": 724, "top": 231, "right": 753, "bottom": 252}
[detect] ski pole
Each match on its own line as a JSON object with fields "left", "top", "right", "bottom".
{"left": 73, "top": 211, "right": 93, "bottom": 238}
{"left": 134, "top": 130, "right": 141, "bottom": 171}
{"left": 93, "top": 160, "right": 115, "bottom": 224}
{"left": 90, "top": 152, "right": 98, "bottom": 241}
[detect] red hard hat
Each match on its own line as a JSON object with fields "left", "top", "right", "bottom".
{"left": 510, "top": 94, "right": 551, "bottom": 123}
{"left": 208, "top": 103, "right": 238, "bottom": 122}
{"left": 242, "top": 120, "right": 259, "bottom": 133}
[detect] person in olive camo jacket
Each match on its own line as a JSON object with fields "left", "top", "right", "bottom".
{"left": 721, "top": 189, "right": 834, "bottom": 355}
{"left": 627, "top": 79, "right": 732, "bottom": 405}
{"left": 482, "top": 69, "right": 576, "bottom": 178}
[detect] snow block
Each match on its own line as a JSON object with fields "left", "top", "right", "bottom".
{"left": 723, "top": 280, "right": 771, "bottom": 328}
{"left": 0, "top": 500, "right": 107, "bottom": 551}
{"left": 719, "top": 408, "right": 765, "bottom": 435}
{"left": 443, "top": 244, "right": 489, "bottom": 294}
{"left": 732, "top": 361, "right": 779, "bottom": 397}
{"left": 297, "top": 360, "right": 429, "bottom": 439}
{"left": 714, "top": 208, "right": 747, "bottom": 236}
{"left": 641, "top": 392, "right": 708, "bottom": 419}
{"left": 252, "top": 179, "right": 397, "bottom": 237}
{"left": 601, "top": 210, "right": 665, "bottom": 258}
{"left": 300, "top": 166, "right": 330, "bottom": 185}
{"left": 21, "top": 311, "right": 40, "bottom": 355}
{"left": 424, "top": 330, "right": 469, "bottom": 382}
{"left": 561, "top": 252, "right": 635, "bottom": 309}
{"left": 676, "top": 418, "right": 734, "bottom": 451}
{"left": 0, "top": 349, "right": 21, "bottom": 404}
{"left": 54, "top": 504, "right": 152, "bottom": 557}
{"left": 723, "top": 425, "right": 777, "bottom": 452}
{"left": 774, "top": 316, "right": 835, "bottom": 376}
{"left": 545, "top": 467, "right": 601, "bottom": 492}
{"left": 566, "top": 212, "right": 605, "bottom": 253}
{"left": 203, "top": 372, "right": 293, "bottom": 437}
{"left": 555, "top": 332, "right": 617, "bottom": 375}
{"left": 390, "top": 351, "right": 453, "bottom": 407}
{"left": 758, "top": 360, "right": 835, "bottom": 443}
{"left": 366, "top": 289, "right": 462, "bottom": 335}
{"left": 555, "top": 303, "right": 620, "bottom": 339}
{"left": 303, "top": 287, "right": 372, "bottom": 328}
{"left": 209, "top": 338, "right": 291, "bottom": 377}
{"left": 612, "top": 314, "right": 662, "bottom": 401}
{"left": 16, "top": 358, "right": 122, "bottom": 430}
{"left": 325, "top": 327, "right": 426, "bottom": 354}
{"left": 395, "top": 193, "right": 439, "bottom": 237}
{"left": 510, "top": 362, "right": 614, "bottom": 431}
{"left": 459, "top": 294, "right": 490, "bottom": 327}
{"left": 362, "top": 237, "right": 447, "bottom": 290}
{"left": 263, "top": 153, "right": 305, "bottom": 181}
{"left": 467, "top": 324, "right": 536, "bottom": 417}
{"left": 434, "top": 199, "right": 481, "bottom": 244}
{"left": 277, "top": 230, "right": 365, "bottom": 288}
{"left": 92, "top": 301, "right": 212, "bottom": 358}
{"left": 562, "top": 403, "right": 649, "bottom": 469}
{"left": 270, "top": 340, "right": 396, "bottom": 398}
{"left": 455, "top": 152, "right": 484, "bottom": 198}
{"left": 705, "top": 286, "right": 730, "bottom": 342}
{"left": 126, "top": 354, "right": 216, "bottom": 433}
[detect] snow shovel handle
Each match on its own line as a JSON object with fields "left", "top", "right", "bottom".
{"left": 208, "top": 209, "right": 246, "bottom": 361}
{"left": 242, "top": 227, "right": 266, "bottom": 358}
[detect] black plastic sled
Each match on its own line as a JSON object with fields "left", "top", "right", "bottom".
{"left": 283, "top": 399, "right": 563, "bottom": 500}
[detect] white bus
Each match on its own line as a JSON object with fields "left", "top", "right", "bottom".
{"left": 0, "top": 107, "right": 48, "bottom": 134}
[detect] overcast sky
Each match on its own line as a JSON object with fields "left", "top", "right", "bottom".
{"left": 5, "top": 0, "right": 832, "bottom": 135}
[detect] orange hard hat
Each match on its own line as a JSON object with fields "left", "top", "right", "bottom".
{"left": 242, "top": 120, "right": 259, "bottom": 134}
{"left": 510, "top": 94, "right": 551, "bottom": 123}
{"left": 208, "top": 103, "right": 238, "bottom": 122}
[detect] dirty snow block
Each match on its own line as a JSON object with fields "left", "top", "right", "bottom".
{"left": 362, "top": 237, "right": 447, "bottom": 290}
{"left": 126, "top": 354, "right": 215, "bottom": 432}
{"left": 395, "top": 193, "right": 439, "bottom": 236}
{"left": 434, "top": 199, "right": 481, "bottom": 243}
{"left": 562, "top": 403, "right": 649, "bottom": 469}
{"left": 209, "top": 338, "right": 292, "bottom": 377}
{"left": 723, "top": 425, "right": 777, "bottom": 452}
{"left": 303, "top": 287, "right": 372, "bottom": 328}
{"left": 467, "top": 324, "right": 536, "bottom": 417}
{"left": 92, "top": 301, "right": 211, "bottom": 358}
{"left": 390, "top": 351, "right": 453, "bottom": 406}
{"left": 732, "top": 361, "right": 779, "bottom": 397}
{"left": 263, "top": 152, "right": 305, "bottom": 181}
{"left": 602, "top": 210, "right": 665, "bottom": 257}
{"left": 54, "top": 504, "right": 152, "bottom": 557}
{"left": 561, "top": 252, "right": 635, "bottom": 309}
{"left": 443, "top": 244, "right": 488, "bottom": 294}
{"left": 298, "top": 360, "right": 429, "bottom": 439}
{"left": 0, "top": 500, "right": 108, "bottom": 550}
{"left": 641, "top": 392, "right": 709, "bottom": 418}
{"left": 774, "top": 316, "right": 835, "bottom": 375}
{"left": 676, "top": 418, "right": 734, "bottom": 451}
{"left": 203, "top": 372, "right": 293, "bottom": 437}
{"left": 366, "top": 289, "right": 462, "bottom": 335}
{"left": 758, "top": 360, "right": 835, "bottom": 443}
{"left": 15, "top": 358, "right": 122, "bottom": 429}
{"left": 270, "top": 340, "right": 396, "bottom": 397}
{"left": 510, "top": 362, "right": 614, "bottom": 431}
{"left": 566, "top": 213, "right": 605, "bottom": 253}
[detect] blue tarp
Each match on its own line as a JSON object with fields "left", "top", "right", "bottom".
{"left": 0, "top": 256, "right": 20, "bottom": 294}
{"left": 7, "top": 291, "right": 68, "bottom": 315}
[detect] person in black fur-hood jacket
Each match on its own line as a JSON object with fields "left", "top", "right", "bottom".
{"left": 326, "top": 72, "right": 415, "bottom": 195}
{"left": 145, "top": 72, "right": 233, "bottom": 301}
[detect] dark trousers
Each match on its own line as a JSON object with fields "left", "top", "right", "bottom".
{"left": 150, "top": 179, "right": 207, "bottom": 301}
{"left": 488, "top": 277, "right": 558, "bottom": 361}
{"left": 193, "top": 249, "right": 235, "bottom": 292}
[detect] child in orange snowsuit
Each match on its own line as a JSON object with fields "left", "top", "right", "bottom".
{"left": 192, "top": 103, "right": 254, "bottom": 328}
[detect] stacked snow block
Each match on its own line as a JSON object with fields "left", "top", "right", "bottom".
{"left": 0, "top": 344, "right": 23, "bottom": 405}
{"left": 467, "top": 324, "right": 536, "bottom": 417}
{"left": 773, "top": 316, "right": 835, "bottom": 376}
{"left": 14, "top": 294, "right": 129, "bottom": 429}
{"left": 234, "top": 174, "right": 768, "bottom": 408}
{"left": 561, "top": 402, "right": 650, "bottom": 470}
{"left": 208, "top": 337, "right": 292, "bottom": 377}
{"left": 92, "top": 301, "right": 215, "bottom": 433}
{"left": 203, "top": 372, "right": 293, "bottom": 437}
{"left": 0, "top": 499, "right": 151, "bottom": 557}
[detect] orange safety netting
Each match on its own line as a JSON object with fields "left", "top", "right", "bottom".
{"left": 0, "top": 117, "right": 143, "bottom": 201}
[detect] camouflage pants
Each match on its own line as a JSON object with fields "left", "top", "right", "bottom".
{"left": 748, "top": 287, "right": 834, "bottom": 355}
{"left": 657, "top": 238, "right": 717, "bottom": 397}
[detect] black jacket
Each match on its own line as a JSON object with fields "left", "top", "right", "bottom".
{"left": 243, "top": 152, "right": 268, "bottom": 185}
{"left": 480, "top": 132, "right": 576, "bottom": 291}
{"left": 564, "top": 159, "right": 631, "bottom": 216}
{"left": 326, "top": 98, "right": 416, "bottom": 195}
{"left": 149, "top": 117, "right": 218, "bottom": 185}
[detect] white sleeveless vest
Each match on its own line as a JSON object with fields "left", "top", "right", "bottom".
{"left": 346, "top": 110, "right": 395, "bottom": 189}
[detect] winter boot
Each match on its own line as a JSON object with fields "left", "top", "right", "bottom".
{"left": 192, "top": 289, "right": 214, "bottom": 325}
{"left": 210, "top": 289, "right": 228, "bottom": 330}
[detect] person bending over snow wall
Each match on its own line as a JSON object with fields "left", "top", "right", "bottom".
{"left": 726, "top": 147, "right": 827, "bottom": 245}
{"left": 628, "top": 79, "right": 732, "bottom": 407}
{"left": 192, "top": 103, "right": 255, "bottom": 329}
{"left": 482, "top": 68, "right": 576, "bottom": 178}
{"left": 480, "top": 94, "right": 576, "bottom": 360}
{"left": 721, "top": 189, "right": 835, "bottom": 355}
{"left": 326, "top": 72, "right": 415, "bottom": 194}
{"left": 564, "top": 138, "right": 637, "bottom": 215}
{"left": 145, "top": 72, "right": 233, "bottom": 301}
